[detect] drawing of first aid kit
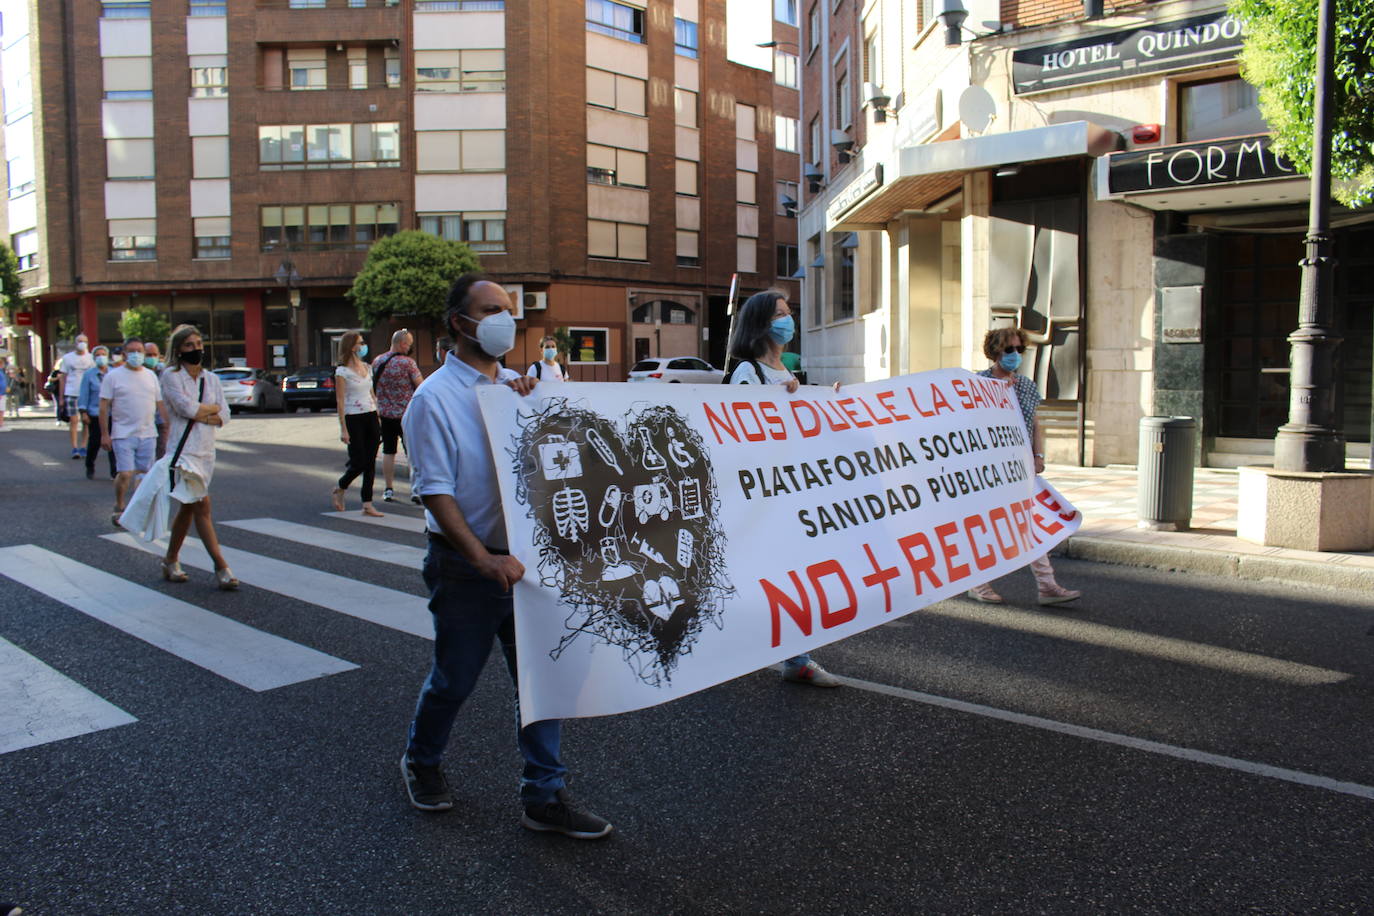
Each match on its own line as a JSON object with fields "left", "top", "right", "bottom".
{"left": 539, "top": 435, "right": 583, "bottom": 480}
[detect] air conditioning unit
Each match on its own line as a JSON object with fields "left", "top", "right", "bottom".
{"left": 524, "top": 291, "right": 548, "bottom": 311}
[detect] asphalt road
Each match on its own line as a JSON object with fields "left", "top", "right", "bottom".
{"left": 2, "top": 411, "right": 1373, "bottom": 915}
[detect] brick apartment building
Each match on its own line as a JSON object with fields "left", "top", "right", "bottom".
{"left": 0, "top": 0, "right": 799, "bottom": 384}
{"left": 796, "top": 0, "right": 1372, "bottom": 468}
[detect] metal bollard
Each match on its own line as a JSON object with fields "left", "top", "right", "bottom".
{"left": 1137, "top": 416, "right": 1196, "bottom": 531}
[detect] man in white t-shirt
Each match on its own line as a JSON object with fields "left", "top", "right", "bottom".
{"left": 99, "top": 336, "right": 166, "bottom": 526}
{"left": 58, "top": 333, "right": 96, "bottom": 460}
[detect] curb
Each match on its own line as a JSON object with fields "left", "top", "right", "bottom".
{"left": 1062, "top": 535, "right": 1374, "bottom": 594}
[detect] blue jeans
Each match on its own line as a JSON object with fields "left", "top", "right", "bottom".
{"left": 406, "top": 537, "right": 566, "bottom": 805}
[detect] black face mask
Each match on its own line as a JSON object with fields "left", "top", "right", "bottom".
{"left": 181, "top": 348, "right": 204, "bottom": 366}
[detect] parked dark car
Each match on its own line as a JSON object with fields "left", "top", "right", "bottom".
{"left": 280, "top": 366, "right": 337, "bottom": 412}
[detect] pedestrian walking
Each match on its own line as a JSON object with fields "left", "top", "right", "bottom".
{"left": 399, "top": 274, "right": 612, "bottom": 839}
{"left": 526, "top": 335, "right": 565, "bottom": 381}
{"left": 143, "top": 342, "right": 169, "bottom": 459}
{"left": 58, "top": 333, "right": 95, "bottom": 459}
{"left": 160, "top": 325, "right": 237, "bottom": 590}
{"left": 99, "top": 337, "right": 166, "bottom": 527}
{"left": 6, "top": 363, "right": 24, "bottom": 418}
{"left": 330, "top": 330, "right": 384, "bottom": 518}
{"left": 725, "top": 289, "right": 841, "bottom": 688}
{"left": 371, "top": 328, "right": 424, "bottom": 504}
{"left": 968, "top": 327, "right": 1081, "bottom": 606}
{"left": 0, "top": 357, "right": 9, "bottom": 431}
{"left": 78, "top": 346, "right": 117, "bottom": 479}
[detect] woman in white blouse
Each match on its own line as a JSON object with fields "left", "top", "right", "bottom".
{"left": 331, "top": 329, "right": 384, "bottom": 517}
{"left": 160, "top": 324, "right": 238, "bottom": 590}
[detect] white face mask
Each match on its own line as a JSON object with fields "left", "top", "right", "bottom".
{"left": 459, "top": 310, "right": 517, "bottom": 358}
{"left": 76, "top": 341, "right": 88, "bottom": 353}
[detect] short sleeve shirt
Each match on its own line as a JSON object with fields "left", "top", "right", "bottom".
{"left": 729, "top": 360, "right": 794, "bottom": 385}
{"left": 979, "top": 368, "right": 1041, "bottom": 435}
{"left": 335, "top": 364, "right": 377, "bottom": 415}
{"left": 99, "top": 365, "right": 161, "bottom": 439}
{"left": 373, "top": 351, "right": 423, "bottom": 419}
{"left": 60, "top": 350, "right": 95, "bottom": 394}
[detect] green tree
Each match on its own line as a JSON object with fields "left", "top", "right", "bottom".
{"left": 1231, "top": 0, "right": 1374, "bottom": 206}
{"left": 0, "top": 241, "right": 21, "bottom": 324}
{"left": 347, "top": 230, "right": 482, "bottom": 329}
{"left": 118, "top": 305, "right": 172, "bottom": 349}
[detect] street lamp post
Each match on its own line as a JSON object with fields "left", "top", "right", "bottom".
{"left": 1273, "top": 0, "right": 1344, "bottom": 472}
{"left": 274, "top": 260, "right": 303, "bottom": 367}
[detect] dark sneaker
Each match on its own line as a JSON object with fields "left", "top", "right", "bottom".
{"left": 521, "top": 789, "right": 613, "bottom": 840}
{"left": 383, "top": 488, "right": 395, "bottom": 502}
{"left": 410, "top": 494, "right": 422, "bottom": 505}
{"left": 400, "top": 753, "right": 453, "bottom": 812}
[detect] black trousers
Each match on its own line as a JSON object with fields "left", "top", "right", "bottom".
{"left": 339, "top": 411, "right": 382, "bottom": 503}
{"left": 85, "top": 415, "right": 116, "bottom": 477}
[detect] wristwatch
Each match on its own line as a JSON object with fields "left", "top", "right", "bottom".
{"left": 1034, "top": 453, "right": 1044, "bottom": 458}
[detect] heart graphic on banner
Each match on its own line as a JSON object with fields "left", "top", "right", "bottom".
{"left": 510, "top": 398, "right": 735, "bottom": 686}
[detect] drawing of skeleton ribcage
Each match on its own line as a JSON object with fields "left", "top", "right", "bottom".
{"left": 552, "top": 487, "right": 590, "bottom": 539}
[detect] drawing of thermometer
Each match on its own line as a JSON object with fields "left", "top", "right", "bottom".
{"left": 585, "top": 428, "right": 624, "bottom": 475}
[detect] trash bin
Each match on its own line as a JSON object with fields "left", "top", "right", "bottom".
{"left": 1137, "top": 416, "right": 1196, "bottom": 531}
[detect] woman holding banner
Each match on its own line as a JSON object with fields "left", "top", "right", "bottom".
{"left": 726, "top": 289, "right": 842, "bottom": 688}
{"left": 970, "top": 328, "right": 1081, "bottom": 606}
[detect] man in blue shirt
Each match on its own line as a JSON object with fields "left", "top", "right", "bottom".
{"left": 399, "top": 274, "right": 612, "bottom": 840}
{"left": 78, "top": 345, "right": 116, "bottom": 480}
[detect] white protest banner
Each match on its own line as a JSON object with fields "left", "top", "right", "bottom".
{"left": 477, "top": 368, "right": 1081, "bottom": 725}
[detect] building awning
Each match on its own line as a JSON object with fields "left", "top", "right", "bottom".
{"left": 809, "top": 251, "right": 825, "bottom": 268}
{"left": 1092, "top": 134, "right": 1308, "bottom": 212}
{"left": 827, "top": 120, "right": 1124, "bottom": 231}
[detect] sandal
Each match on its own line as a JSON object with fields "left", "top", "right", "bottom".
{"left": 361, "top": 503, "right": 384, "bottom": 518}
{"left": 215, "top": 567, "right": 239, "bottom": 591}
{"left": 330, "top": 487, "right": 345, "bottom": 512}
{"left": 161, "top": 560, "right": 189, "bottom": 583}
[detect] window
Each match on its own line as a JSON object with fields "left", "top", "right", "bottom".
{"left": 737, "top": 237, "right": 757, "bottom": 273}
{"left": 675, "top": 159, "right": 698, "bottom": 196}
{"left": 676, "top": 229, "right": 699, "bottom": 267}
{"left": 808, "top": 116, "right": 821, "bottom": 162}
{"left": 1179, "top": 77, "right": 1267, "bottom": 142}
{"left": 588, "top": 220, "right": 647, "bottom": 260}
{"left": 674, "top": 89, "right": 698, "bottom": 128}
{"left": 777, "top": 244, "right": 799, "bottom": 278}
{"left": 106, "top": 138, "right": 154, "bottom": 180}
{"left": 831, "top": 233, "right": 854, "bottom": 320}
{"left": 288, "top": 0, "right": 327, "bottom": 8}
{"left": 259, "top": 123, "right": 399, "bottom": 169}
{"left": 586, "top": 68, "right": 646, "bottom": 116}
{"left": 103, "top": 57, "right": 153, "bottom": 100}
{"left": 192, "top": 137, "right": 229, "bottom": 178}
{"left": 110, "top": 231, "right": 156, "bottom": 261}
{"left": 808, "top": 3, "right": 819, "bottom": 52}
{"left": 777, "top": 179, "right": 799, "bottom": 215}
{"left": 416, "top": 1, "right": 508, "bottom": 8}
{"left": 864, "top": 31, "right": 880, "bottom": 86}
{"left": 674, "top": 18, "right": 698, "bottom": 58}
{"left": 288, "top": 50, "right": 327, "bottom": 91}
{"left": 415, "top": 129, "right": 504, "bottom": 172}
{"left": 7, "top": 152, "right": 35, "bottom": 197}
{"left": 189, "top": 1, "right": 227, "bottom": 15}
{"left": 190, "top": 63, "right": 228, "bottom": 98}
{"left": 385, "top": 47, "right": 400, "bottom": 87}
{"left": 260, "top": 203, "right": 398, "bottom": 251}
{"left": 774, "top": 51, "right": 799, "bottom": 89}
{"left": 834, "top": 67, "right": 851, "bottom": 129}
{"left": 348, "top": 48, "right": 368, "bottom": 89}
{"left": 418, "top": 212, "right": 506, "bottom": 252}
{"left": 102, "top": 1, "right": 150, "bottom": 18}
{"left": 775, "top": 0, "right": 799, "bottom": 25}
{"left": 415, "top": 49, "right": 506, "bottom": 92}
{"left": 587, "top": 144, "right": 647, "bottom": 188}
{"left": 194, "top": 218, "right": 231, "bottom": 259}
{"left": 736, "top": 170, "right": 756, "bottom": 204}
{"left": 566, "top": 328, "right": 610, "bottom": 364}
{"left": 775, "top": 115, "right": 799, "bottom": 153}
{"left": 587, "top": 0, "right": 645, "bottom": 44}
{"left": 736, "top": 103, "right": 756, "bottom": 140}
{"left": 12, "top": 230, "right": 37, "bottom": 271}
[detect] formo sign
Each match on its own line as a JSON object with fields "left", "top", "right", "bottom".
{"left": 1105, "top": 135, "right": 1295, "bottom": 194}
{"left": 1012, "top": 10, "right": 1245, "bottom": 95}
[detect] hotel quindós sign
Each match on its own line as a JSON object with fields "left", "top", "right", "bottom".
{"left": 1012, "top": 10, "right": 1245, "bottom": 95}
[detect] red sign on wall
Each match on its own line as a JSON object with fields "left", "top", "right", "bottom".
{"left": 14, "top": 312, "right": 33, "bottom": 326}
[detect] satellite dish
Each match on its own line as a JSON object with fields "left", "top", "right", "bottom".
{"left": 958, "top": 85, "right": 996, "bottom": 133}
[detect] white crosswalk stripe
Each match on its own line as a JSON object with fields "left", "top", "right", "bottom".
{"left": 322, "top": 510, "right": 428, "bottom": 534}
{"left": 0, "top": 634, "right": 138, "bottom": 755}
{"left": 103, "top": 532, "right": 434, "bottom": 638}
{"left": 223, "top": 518, "right": 425, "bottom": 569}
{"left": 0, "top": 544, "right": 358, "bottom": 692}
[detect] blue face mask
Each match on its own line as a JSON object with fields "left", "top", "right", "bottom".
{"left": 126, "top": 352, "right": 145, "bottom": 368}
{"left": 144, "top": 357, "right": 158, "bottom": 370}
{"left": 95, "top": 355, "right": 109, "bottom": 368}
{"left": 357, "top": 344, "right": 369, "bottom": 359}
{"left": 999, "top": 350, "right": 1022, "bottom": 372}
{"left": 543, "top": 348, "right": 558, "bottom": 361}
{"left": 769, "top": 315, "right": 796, "bottom": 346}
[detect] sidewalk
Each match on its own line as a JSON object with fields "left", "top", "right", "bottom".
{"left": 1048, "top": 464, "right": 1374, "bottom": 594}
